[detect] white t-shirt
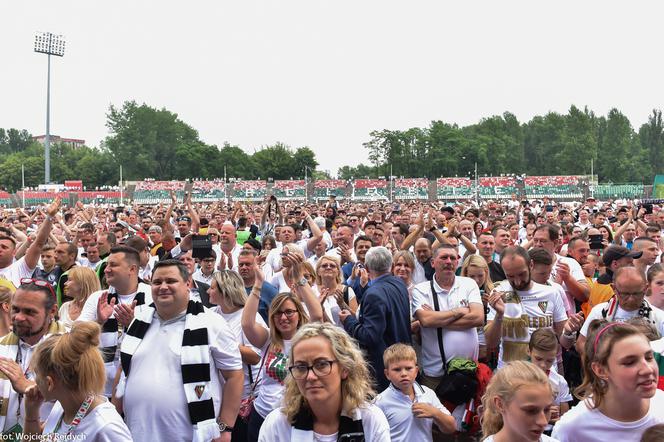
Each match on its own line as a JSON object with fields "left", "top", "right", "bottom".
{"left": 549, "top": 370, "right": 572, "bottom": 405}
{"left": 551, "top": 255, "right": 586, "bottom": 306}
{"left": 0, "top": 256, "right": 34, "bottom": 288}
{"left": 213, "top": 306, "right": 268, "bottom": 399}
{"left": 580, "top": 301, "right": 664, "bottom": 337}
{"left": 483, "top": 435, "right": 558, "bottom": 442}
{"left": 42, "top": 400, "right": 132, "bottom": 442}
{"left": 254, "top": 338, "right": 292, "bottom": 419}
{"left": 376, "top": 383, "right": 450, "bottom": 442}
{"left": 258, "top": 403, "right": 391, "bottom": 442}
{"left": 321, "top": 286, "right": 356, "bottom": 327}
{"left": 487, "top": 281, "right": 568, "bottom": 368}
{"left": 122, "top": 310, "right": 242, "bottom": 442}
{"left": 551, "top": 389, "right": 664, "bottom": 442}
{"left": 412, "top": 276, "right": 482, "bottom": 377}
{"left": 78, "top": 283, "right": 153, "bottom": 396}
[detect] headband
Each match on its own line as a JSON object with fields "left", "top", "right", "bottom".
{"left": 593, "top": 322, "right": 621, "bottom": 354}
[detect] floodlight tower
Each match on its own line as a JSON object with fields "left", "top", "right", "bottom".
{"left": 34, "top": 32, "right": 66, "bottom": 184}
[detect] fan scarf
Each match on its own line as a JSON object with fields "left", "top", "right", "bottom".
{"left": 120, "top": 300, "right": 217, "bottom": 442}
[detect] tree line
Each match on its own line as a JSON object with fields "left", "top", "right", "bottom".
{"left": 1, "top": 102, "right": 662, "bottom": 191}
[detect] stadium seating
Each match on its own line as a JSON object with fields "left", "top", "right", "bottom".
{"left": 524, "top": 176, "right": 583, "bottom": 199}
{"left": 478, "top": 177, "right": 517, "bottom": 199}
{"left": 190, "top": 180, "right": 226, "bottom": 202}
{"left": 232, "top": 180, "right": 267, "bottom": 201}
{"left": 352, "top": 179, "right": 388, "bottom": 200}
{"left": 394, "top": 178, "right": 429, "bottom": 200}
{"left": 593, "top": 184, "right": 645, "bottom": 199}
{"left": 273, "top": 180, "right": 306, "bottom": 200}
{"left": 436, "top": 178, "right": 473, "bottom": 200}
{"left": 133, "top": 180, "right": 186, "bottom": 204}
{"left": 313, "top": 180, "right": 346, "bottom": 200}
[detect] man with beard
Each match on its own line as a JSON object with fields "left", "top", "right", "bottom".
{"left": 0, "top": 280, "right": 64, "bottom": 433}
{"left": 485, "top": 246, "right": 568, "bottom": 368}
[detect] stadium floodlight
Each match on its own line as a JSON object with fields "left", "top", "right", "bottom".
{"left": 34, "top": 32, "right": 66, "bottom": 184}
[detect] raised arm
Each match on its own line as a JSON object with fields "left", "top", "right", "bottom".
{"left": 241, "top": 264, "right": 270, "bottom": 348}
{"left": 303, "top": 210, "right": 323, "bottom": 253}
{"left": 24, "top": 199, "right": 60, "bottom": 269}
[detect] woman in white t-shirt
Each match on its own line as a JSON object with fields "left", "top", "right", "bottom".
{"left": 481, "top": 360, "right": 558, "bottom": 442}
{"left": 208, "top": 269, "right": 268, "bottom": 442}
{"left": 258, "top": 322, "right": 390, "bottom": 442}
{"left": 59, "top": 266, "right": 100, "bottom": 330}
{"left": 23, "top": 321, "right": 132, "bottom": 441}
{"left": 461, "top": 255, "right": 495, "bottom": 362}
{"left": 242, "top": 252, "right": 323, "bottom": 442}
{"left": 552, "top": 320, "right": 664, "bottom": 441}
{"left": 315, "top": 255, "right": 357, "bottom": 326}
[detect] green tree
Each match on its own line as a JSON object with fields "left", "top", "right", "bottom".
{"left": 292, "top": 147, "right": 319, "bottom": 179}
{"left": 104, "top": 101, "right": 208, "bottom": 180}
{"left": 218, "top": 143, "right": 255, "bottom": 179}
{"left": 638, "top": 109, "right": 664, "bottom": 182}
{"left": 251, "top": 143, "right": 297, "bottom": 180}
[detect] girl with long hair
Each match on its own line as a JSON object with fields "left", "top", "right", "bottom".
{"left": 241, "top": 253, "right": 323, "bottom": 442}
{"left": 481, "top": 360, "right": 555, "bottom": 441}
{"left": 551, "top": 320, "right": 664, "bottom": 441}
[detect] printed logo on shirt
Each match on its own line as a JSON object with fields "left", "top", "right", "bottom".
{"left": 265, "top": 348, "right": 289, "bottom": 384}
{"left": 538, "top": 301, "right": 548, "bottom": 313}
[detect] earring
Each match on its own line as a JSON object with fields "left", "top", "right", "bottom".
{"left": 599, "top": 378, "right": 608, "bottom": 388}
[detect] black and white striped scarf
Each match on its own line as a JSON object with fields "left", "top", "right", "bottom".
{"left": 100, "top": 291, "right": 146, "bottom": 364}
{"left": 120, "top": 300, "right": 218, "bottom": 442}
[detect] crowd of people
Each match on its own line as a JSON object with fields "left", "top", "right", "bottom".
{"left": 0, "top": 192, "right": 663, "bottom": 441}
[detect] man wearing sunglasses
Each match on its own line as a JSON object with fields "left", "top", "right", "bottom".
{"left": 0, "top": 278, "right": 64, "bottom": 434}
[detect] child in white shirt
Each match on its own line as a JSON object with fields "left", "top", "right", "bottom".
{"left": 375, "top": 343, "right": 456, "bottom": 442}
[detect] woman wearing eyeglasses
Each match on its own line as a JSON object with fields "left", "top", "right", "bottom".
{"left": 315, "top": 256, "right": 358, "bottom": 326}
{"left": 242, "top": 254, "right": 323, "bottom": 442}
{"left": 258, "top": 322, "right": 390, "bottom": 441}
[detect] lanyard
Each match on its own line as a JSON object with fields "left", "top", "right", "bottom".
{"left": 51, "top": 394, "right": 95, "bottom": 438}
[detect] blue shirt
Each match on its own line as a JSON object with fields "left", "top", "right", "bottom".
{"left": 245, "top": 281, "right": 279, "bottom": 323}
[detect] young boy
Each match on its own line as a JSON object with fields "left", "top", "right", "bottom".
{"left": 527, "top": 328, "right": 571, "bottom": 427}
{"left": 375, "top": 343, "right": 456, "bottom": 442}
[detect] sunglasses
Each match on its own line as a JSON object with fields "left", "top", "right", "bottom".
{"left": 20, "top": 278, "right": 56, "bottom": 300}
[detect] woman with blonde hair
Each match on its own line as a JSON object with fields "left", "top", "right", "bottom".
{"left": 59, "top": 266, "right": 100, "bottom": 329}
{"left": 258, "top": 322, "right": 390, "bottom": 441}
{"left": 462, "top": 255, "right": 495, "bottom": 362}
{"left": 242, "top": 253, "right": 323, "bottom": 442}
{"left": 208, "top": 269, "right": 268, "bottom": 442}
{"left": 0, "top": 283, "right": 13, "bottom": 336}
{"left": 316, "top": 255, "right": 358, "bottom": 326}
{"left": 481, "top": 360, "right": 555, "bottom": 441}
{"left": 23, "top": 321, "right": 131, "bottom": 440}
{"left": 551, "top": 320, "right": 664, "bottom": 441}
{"left": 392, "top": 250, "right": 416, "bottom": 295}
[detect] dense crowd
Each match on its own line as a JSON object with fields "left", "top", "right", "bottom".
{"left": 0, "top": 193, "right": 663, "bottom": 441}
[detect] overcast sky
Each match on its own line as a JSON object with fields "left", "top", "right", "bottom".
{"left": 2, "top": 1, "right": 663, "bottom": 176}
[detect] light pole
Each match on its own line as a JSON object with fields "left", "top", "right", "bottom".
{"left": 34, "top": 32, "right": 66, "bottom": 184}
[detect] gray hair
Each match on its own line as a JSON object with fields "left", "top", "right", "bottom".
{"left": 365, "top": 246, "right": 392, "bottom": 274}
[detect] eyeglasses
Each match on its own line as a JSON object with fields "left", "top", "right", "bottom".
{"left": 19, "top": 278, "right": 56, "bottom": 300}
{"left": 289, "top": 360, "right": 337, "bottom": 380}
{"left": 320, "top": 264, "right": 337, "bottom": 269}
{"left": 615, "top": 290, "right": 644, "bottom": 297}
{"left": 202, "top": 258, "right": 215, "bottom": 263}
{"left": 273, "top": 309, "right": 298, "bottom": 319}
{"left": 349, "top": 219, "right": 359, "bottom": 223}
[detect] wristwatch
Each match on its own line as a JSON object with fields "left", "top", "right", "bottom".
{"left": 217, "top": 420, "right": 233, "bottom": 433}
{"left": 297, "top": 277, "right": 308, "bottom": 287}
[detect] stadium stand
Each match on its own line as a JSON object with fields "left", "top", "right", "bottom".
{"left": 133, "top": 180, "right": 186, "bottom": 204}
{"left": 190, "top": 180, "right": 226, "bottom": 202}
{"left": 231, "top": 180, "right": 267, "bottom": 201}
{"left": 394, "top": 178, "right": 429, "bottom": 200}
{"left": 313, "top": 180, "right": 347, "bottom": 200}
{"left": 479, "top": 177, "right": 517, "bottom": 199}
{"left": 524, "top": 176, "right": 583, "bottom": 199}
{"left": 593, "top": 183, "right": 645, "bottom": 199}
{"left": 273, "top": 180, "right": 306, "bottom": 200}
{"left": 352, "top": 179, "right": 389, "bottom": 201}
{"left": 436, "top": 178, "right": 473, "bottom": 200}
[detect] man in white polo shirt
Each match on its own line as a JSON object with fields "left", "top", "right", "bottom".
{"left": 411, "top": 244, "right": 484, "bottom": 390}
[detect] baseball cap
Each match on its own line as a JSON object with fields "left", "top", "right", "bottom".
{"left": 602, "top": 245, "right": 642, "bottom": 266}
